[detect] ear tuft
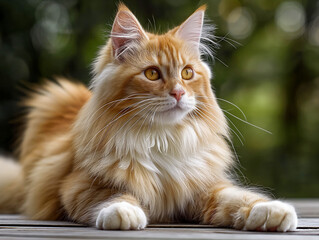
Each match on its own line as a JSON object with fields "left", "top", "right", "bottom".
{"left": 176, "top": 7, "right": 205, "bottom": 49}
{"left": 176, "top": 5, "right": 216, "bottom": 59}
{"left": 111, "top": 4, "right": 148, "bottom": 60}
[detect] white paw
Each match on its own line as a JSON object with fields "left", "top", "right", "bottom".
{"left": 244, "top": 201, "right": 298, "bottom": 232}
{"left": 96, "top": 202, "right": 147, "bottom": 230}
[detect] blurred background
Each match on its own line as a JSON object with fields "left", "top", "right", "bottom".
{"left": 0, "top": 0, "right": 318, "bottom": 198}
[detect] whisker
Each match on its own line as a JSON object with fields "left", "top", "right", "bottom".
{"left": 188, "top": 111, "right": 200, "bottom": 132}
{"left": 87, "top": 103, "right": 149, "bottom": 159}
{"left": 197, "top": 95, "right": 247, "bottom": 121}
{"left": 135, "top": 105, "right": 158, "bottom": 139}
{"left": 214, "top": 56, "right": 228, "bottom": 67}
{"left": 93, "top": 98, "right": 171, "bottom": 157}
{"left": 86, "top": 94, "right": 152, "bottom": 125}
{"left": 215, "top": 98, "right": 247, "bottom": 121}
{"left": 106, "top": 98, "right": 157, "bottom": 125}
{"left": 223, "top": 110, "right": 272, "bottom": 135}
{"left": 226, "top": 134, "right": 240, "bottom": 166}
{"left": 224, "top": 115, "right": 244, "bottom": 146}
{"left": 216, "top": 36, "right": 237, "bottom": 49}
{"left": 90, "top": 100, "right": 158, "bottom": 162}
{"left": 83, "top": 99, "right": 157, "bottom": 153}
{"left": 224, "top": 114, "right": 244, "bottom": 140}
{"left": 196, "top": 95, "right": 247, "bottom": 146}
{"left": 196, "top": 99, "right": 271, "bottom": 135}
{"left": 102, "top": 102, "right": 159, "bottom": 150}
{"left": 195, "top": 103, "right": 241, "bottom": 164}
{"left": 215, "top": 34, "right": 242, "bottom": 48}
{"left": 196, "top": 101, "right": 236, "bottom": 142}
{"left": 149, "top": 104, "right": 159, "bottom": 128}
{"left": 193, "top": 107, "right": 223, "bottom": 140}
{"left": 216, "top": 34, "right": 242, "bottom": 46}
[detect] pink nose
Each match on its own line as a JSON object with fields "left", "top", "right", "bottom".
{"left": 170, "top": 88, "right": 185, "bottom": 102}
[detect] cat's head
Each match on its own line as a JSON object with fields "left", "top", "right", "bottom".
{"left": 91, "top": 4, "right": 219, "bottom": 125}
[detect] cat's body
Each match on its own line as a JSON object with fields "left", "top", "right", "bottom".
{"left": 0, "top": 4, "right": 297, "bottom": 231}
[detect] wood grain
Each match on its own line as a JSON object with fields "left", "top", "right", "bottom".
{"left": 0, "top": 199, "right": 318, "bottom": 239}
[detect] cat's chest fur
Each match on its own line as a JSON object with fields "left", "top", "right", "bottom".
{"left": 89, "top": 122, "right": 224, "bottom": 221}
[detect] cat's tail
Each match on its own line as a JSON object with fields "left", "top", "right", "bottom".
{"left": 0, "top": 156, "right": 24, "bottom": 213}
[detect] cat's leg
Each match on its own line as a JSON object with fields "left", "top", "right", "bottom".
{"left": 60, "top": 171, "right": 147, "bottom": 230}
{"left": 201, "top": 183, "right": 297, "bottom": 232}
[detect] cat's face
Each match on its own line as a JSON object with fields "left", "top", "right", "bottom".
{"left": 116, "top": 34, "right": 213, "bottom": 124}
{"left": 92, "top": 4, "right": 214, "bottom": 125}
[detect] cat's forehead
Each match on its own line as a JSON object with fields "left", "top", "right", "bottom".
{"left": 142, "top": 34, "right": 198, "bottom": 68}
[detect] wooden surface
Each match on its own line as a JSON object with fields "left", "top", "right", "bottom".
{"left": 0, "top": 199, "right": 318, "bottom": 240}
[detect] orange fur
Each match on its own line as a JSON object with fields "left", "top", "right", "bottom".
{"left": 0, "top": 157, "right": 24, "bottom": 213}
{"left": 0, "top": 4, "right": 297, "bottom": 232}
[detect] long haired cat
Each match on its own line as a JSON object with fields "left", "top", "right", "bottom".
{"left": 0, "top": 4, "right": 297, "bottom": 231}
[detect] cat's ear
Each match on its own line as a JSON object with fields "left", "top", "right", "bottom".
{"left": 175, "top": 5, "right": 206, "bottom": 53}
{"left": 111, "top": 4, "right": 148, "bottom": 60}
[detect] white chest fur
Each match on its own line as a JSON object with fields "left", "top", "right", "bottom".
{"left": 92, "top": 122, "right": 227, "bottom": 221}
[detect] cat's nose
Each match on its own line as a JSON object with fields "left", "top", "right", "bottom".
{"left": 170, "top": 88, "right": 185, "bottom": 102}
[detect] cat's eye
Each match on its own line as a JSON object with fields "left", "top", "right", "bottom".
{"left": 144, "top": 68, "right": 160, "bottom": 81}
{"left": 181, "top": 67, "right": 193, "bottom": 80}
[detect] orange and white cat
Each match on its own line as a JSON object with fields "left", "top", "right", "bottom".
{"left": 0, "top": 4, "right": 297, "bottom": 231}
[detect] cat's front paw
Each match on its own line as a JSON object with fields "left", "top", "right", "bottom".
{"left": 96, "top": 202, "right": 147, "bottom": 230}
{"left": 244, "top": 201, "right": 297, "bottom": 232}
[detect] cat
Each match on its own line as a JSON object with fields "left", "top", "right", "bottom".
{"left": 0, "top": 4, "right": 297, "bottom": 232}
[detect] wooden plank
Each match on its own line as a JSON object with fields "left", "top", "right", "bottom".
{"left": 149, "top": 218, "right": 319, "bottom": 229}
{"left": 287, "top": 199, "right": 319, "bottom": 218}
{"left": 0, "top": 226, "right": 319, "bottom": 239}
{"left": 0, "top": 200, "right": 318, "bottom": 239}
{"left": 298, "top": 218, "right": 319, "bottom": 228}
{"left": 0, "top": 215, "right": 22, "bottom": 220}
{"left": 0, "top": 218, "right": 318, "bottom": 229}
{"left": 0, "top": 219, "right": 84, "bottom": 227}
{"left": 1, "top": 199, "right": 317, "bottom": 221}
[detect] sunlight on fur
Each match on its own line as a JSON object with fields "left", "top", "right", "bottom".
{"left": 0, "top": 4, "right": 297, "bottom": 232}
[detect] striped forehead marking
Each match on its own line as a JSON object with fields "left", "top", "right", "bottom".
{"left": 152, "top": 42, "right": 187, "bottom": 78}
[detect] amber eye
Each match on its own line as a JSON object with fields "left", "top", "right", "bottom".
{"left": 144, "top": 68, "right": 160, "bottom": 81}
{"left": 181, "top": 67, "right": 193, "bottom": 80}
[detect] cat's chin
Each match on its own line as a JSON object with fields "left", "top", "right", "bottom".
{"left": 154, "top": 106, "right": 191, "bottom": 124}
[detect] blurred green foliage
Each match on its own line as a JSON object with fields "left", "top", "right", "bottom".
{"left": 0, "top": 0, "right": 318, "bottom": 197}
